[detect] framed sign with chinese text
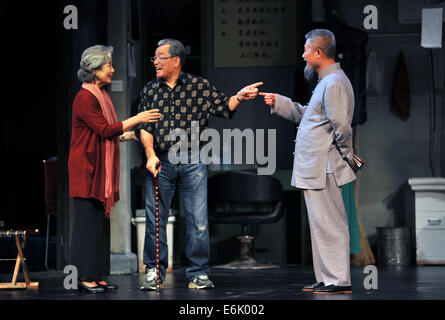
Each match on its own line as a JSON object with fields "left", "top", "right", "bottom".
{"left": 214, "top": 0, "right": 297, "bottom": 68}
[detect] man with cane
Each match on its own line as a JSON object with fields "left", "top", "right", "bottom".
{"left": 138, "top": 38, "right": 262, "bottom": 290}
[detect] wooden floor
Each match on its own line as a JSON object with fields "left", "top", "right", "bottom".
{"left": 0, "top": 265, "right": 443, "bottom": 316}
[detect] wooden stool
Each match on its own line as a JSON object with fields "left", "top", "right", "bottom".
{"left": 0, "top": 230, "right": 39, "bottom": 290}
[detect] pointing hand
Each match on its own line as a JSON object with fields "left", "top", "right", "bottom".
{"left": 259, "top": 92, "right": 276, "bottom": 107}
{"left": 236, "top": 82, "right": 264, "bottom": 101}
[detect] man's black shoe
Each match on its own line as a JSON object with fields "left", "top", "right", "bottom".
{"left": 313, "top": 284, "right": 352, "bottom": 294}
{"left": 302, "top": 282, "right": 324, "bottom": 292}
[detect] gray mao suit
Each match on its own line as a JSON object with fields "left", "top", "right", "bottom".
{"left": 271, "top": 63, "right": 356, "bottom": 286}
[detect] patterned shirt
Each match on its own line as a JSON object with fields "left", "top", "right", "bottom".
{"left": 137, "top": 71, "right": 234, "bottom": 153}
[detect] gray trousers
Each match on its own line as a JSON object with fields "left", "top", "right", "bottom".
{"left": 303, "top": 174, "right": 351, "bottom": 286}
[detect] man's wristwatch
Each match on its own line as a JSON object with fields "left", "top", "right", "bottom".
{"left": 121, "top": 133, "right": 125, "bottom": 142}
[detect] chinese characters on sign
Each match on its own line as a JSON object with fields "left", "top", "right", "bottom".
{"left": 214, "top": 0, "right": 297, "bottom": 68}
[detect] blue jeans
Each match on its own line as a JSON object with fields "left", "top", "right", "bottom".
{"left": 143, "top": 152, "right": 210, "bottom": 281}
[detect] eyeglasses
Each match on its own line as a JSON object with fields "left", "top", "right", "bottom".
{"left": 150, "top": 56, "right": 177, "bottom": 63}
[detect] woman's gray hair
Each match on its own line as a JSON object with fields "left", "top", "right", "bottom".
{"left": 77, "top": 45, "right": 114, "bottom": 82}
{"left": 305, "top": 29, "right": 336, "bottom": 59}
{"left": 158, "top": 38, "right": 186, "bottom": 66}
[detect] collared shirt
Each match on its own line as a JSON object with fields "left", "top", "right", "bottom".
{"left": 271, "top": 62, "right": 356, "bottom": 189}
{"left": 137, "top": 72, "right": 234, "bottom": 153}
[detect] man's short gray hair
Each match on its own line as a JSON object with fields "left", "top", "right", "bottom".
{"left": 305, "top": 29, "right": 336, "bottom": 59}
{"left": 77, "top": 45, "right": 114, "bottom": 82}
{"left": 158, "top": 38, "right": 186, "bottom": 66}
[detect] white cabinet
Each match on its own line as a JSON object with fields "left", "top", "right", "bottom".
{"left": 408, "top": 177, "right": 445, "bottom": 265}
{"left": 131, "top": 209, "right": 176, "bottom": 273}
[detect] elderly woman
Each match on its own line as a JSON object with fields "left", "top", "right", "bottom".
{"left": 68, "top": 45, "right": 161, "bottom": 294}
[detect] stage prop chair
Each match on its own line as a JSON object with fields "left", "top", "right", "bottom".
{"left": 43, "top": 157, "right": 57, "bottom": 271}
{"left": 208, "top": 171, "right": 285, "bottom": 269}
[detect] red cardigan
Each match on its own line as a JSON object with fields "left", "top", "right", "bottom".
{"left": 68, "top": 88, "right": 123, "bottom": 204}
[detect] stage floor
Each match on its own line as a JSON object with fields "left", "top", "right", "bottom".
{"left": 1, "top": 264, "right": 444, "bottom": 301}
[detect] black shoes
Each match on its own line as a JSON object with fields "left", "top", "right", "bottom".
{"left": 96, "top": 282, "right": 119, "bottom": 292}
{"left": 313, "top": 284, "right": 352, "bottom": 294}
{"left": 78, "top": 280, "right": 118, "bottom": 293}
{"left": 302, "top": 282, "right": 324, "bottom": 292}
{"left": 302, "top": 282, "right": 352, "bottom": 294}
{"left": 78, "top": 281, "right": 105, "bottom": 294}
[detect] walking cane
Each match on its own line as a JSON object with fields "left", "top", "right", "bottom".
{"left": 155, "top": 164, "right": 160, "bottom": 293}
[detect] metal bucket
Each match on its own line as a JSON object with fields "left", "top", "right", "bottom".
{"left": 376, "top": 227, "right": 413, "bottom": 266}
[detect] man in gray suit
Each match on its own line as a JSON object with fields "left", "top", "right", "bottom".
{"left": 260, "top": 29, "right": 356, "bottom": 294}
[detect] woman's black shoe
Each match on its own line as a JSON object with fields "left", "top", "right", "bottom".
{"left": 96, "top": 281, "right": 118, "bottom": 292}
{"left": 78, "top": 281, "right": 105, "bottom": 294}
